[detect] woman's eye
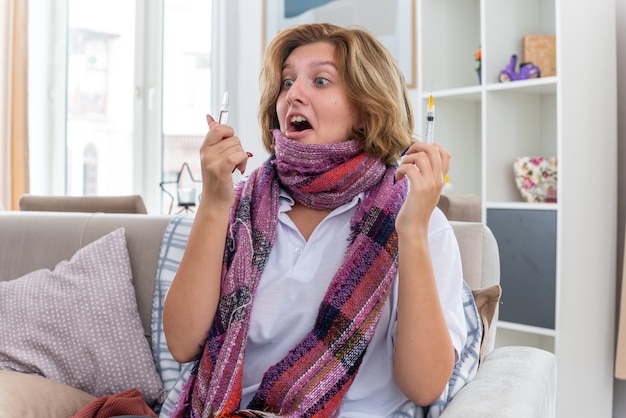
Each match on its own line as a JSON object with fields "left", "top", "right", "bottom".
{"left": 282, "top": 79, "right": 294, "bottom": 89}
{"left": 315, "top": 77, "right": 329, "bottom": 86}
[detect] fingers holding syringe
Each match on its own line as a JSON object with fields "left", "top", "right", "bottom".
{"left": 201, "top": 115, "right": 252, "bottom": 177}
{"left": 395, "top": 142, "right": 448, "bottom": 208}
{"left": 432, "top": 143, "right": 451, "bottom": 179}
{"left": 200, "top": 124, "right": 249, "bottom": 207}
{"left": 196, "top": 124, "right": 248, "bottom": 208}
{"left": 396, "top": 142, "right": 450, "bottom": 184}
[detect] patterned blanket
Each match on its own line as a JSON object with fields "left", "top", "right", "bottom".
{"left": 390, "top": 282, "right": 481, "bottom": 418}
{"left": 150, "top": 214, "right": 195, "bottom": 417}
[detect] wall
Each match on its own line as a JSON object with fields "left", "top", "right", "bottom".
{"left": 615, "top": 0, "right": 626, "bottom": 416}
{"left": 219, "top": 0, "right": 266, "bottom": 174}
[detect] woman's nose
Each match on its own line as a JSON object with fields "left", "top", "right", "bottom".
{"left": 285, "top": 80, "right": 305, "bottom": 105}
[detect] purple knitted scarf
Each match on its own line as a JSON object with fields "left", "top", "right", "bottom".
{"left": 173, "top": 130, "right": 407, "bottom": 417}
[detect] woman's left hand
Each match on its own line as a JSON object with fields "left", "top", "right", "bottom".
{"left": 395, "top": 142, "right": 451, "bottom": 235}
{"left": 393, "top": 142, "right": 454, "bottom": 404}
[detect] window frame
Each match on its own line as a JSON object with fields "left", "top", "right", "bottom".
{"left": 29, "top": 0, "right": 222, "bottom": 213}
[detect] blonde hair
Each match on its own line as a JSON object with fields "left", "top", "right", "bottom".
{"left": 259, "top": 23, "right": 414, "bottom": 165}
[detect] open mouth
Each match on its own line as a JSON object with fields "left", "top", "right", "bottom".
{"left": 290, "top": 115, "right": 312, "bottom": 132}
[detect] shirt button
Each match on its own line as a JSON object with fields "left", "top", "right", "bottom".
{"left": 295, "top": 247, "right": 302, "bottom": 255}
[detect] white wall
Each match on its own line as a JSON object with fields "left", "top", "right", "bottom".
{"left": 219, "top": 0, "right": 266, "bottom": 174}
{"left": 615, "top": 0, "right": 626, "bottom": 416}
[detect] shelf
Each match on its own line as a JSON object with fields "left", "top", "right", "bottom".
{"left": 498, "top": 320, "right": 556, "bottom": 337}
{"left": 420, "top": 0, "right": 481, "bottom": 92}
{"left": 485, "top": 86, "right": 557, "bottom": 202}
{"left": 495, "top": 326, "right": 555, "bottom": 353}
{"left": 486, "top": 202, "right": 557, "bottom": 210}
{"left": 421, "top": 76, "right": 558, "bottom": 100}
{"left": 418, "top": 0, "right": 617, "bottom": 415}
{"left": 486, "top": 76, "right": 557, "bottom": 94}
{"left": 420, "top": 86, "right": 481, "bottom": 101}
{"left": 418, "top": 95, "right": 482, "bottom": 195}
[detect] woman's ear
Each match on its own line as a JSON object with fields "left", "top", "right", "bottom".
{"left": 357, "top": 115, "right": 366, "bottom": 131}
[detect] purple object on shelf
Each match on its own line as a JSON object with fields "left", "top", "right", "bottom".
{"left": 498, "top": 54, "right": 541, "bottom": 82}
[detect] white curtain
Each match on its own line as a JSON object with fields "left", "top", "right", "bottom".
{"left": 0, "top": 0, "right": 28, "bottom": 211}
{"left": 0, "top": 1, "right": 13, "bottom": 210}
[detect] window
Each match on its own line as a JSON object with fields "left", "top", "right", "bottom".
{"left": 66, "top": 0, "right": 136, "bottom": 197}
{"left": 29, "top": 0, "right": 213, "bottom": 213}
{"left": 82, "top": 143, "right": 98, "bottom": 195}
{"left": 161, "top": 0, "right": 212, "bottom": 213}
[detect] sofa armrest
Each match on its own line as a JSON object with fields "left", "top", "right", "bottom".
{"left": 440, "top": 346, "right": 557, "bottom": 418}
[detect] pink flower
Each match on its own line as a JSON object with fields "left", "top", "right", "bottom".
{"left": 523, "top": 177, "right": 536, "bottom": 190}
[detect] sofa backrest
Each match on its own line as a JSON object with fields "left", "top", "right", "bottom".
{"left": 450, "top": 221, "right": 500, "bottom": 290}
{"left": 19, "top": 194, "right": 148, "bottom": 214}
{"left": 0, "top": 212, "right": 501, "bottom": 354}
{"left": 437, "top": 194, "right": 482, "bottom": 222}
{"left": 0, "top": 212, "right": 170, "bottom": 340}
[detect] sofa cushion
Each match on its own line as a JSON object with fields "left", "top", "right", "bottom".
{"left": 0, "top": 370, "right": 96, "bottom": 418}
{"left": 472, "top": 284, "right": 502, "bottom": 363}
{"left": 0, "top": 228, "right": 165, "bottom": 405}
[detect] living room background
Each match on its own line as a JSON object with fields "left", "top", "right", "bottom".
{"left": 4, "top": 0, "right": 626, "bottom": 416}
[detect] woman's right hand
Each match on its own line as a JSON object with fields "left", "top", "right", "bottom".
{"left": 164, "top": 115, "right": 251, "bottom": 363}
{"left": 199, "top": 114, "right": 250, "bottom": 210}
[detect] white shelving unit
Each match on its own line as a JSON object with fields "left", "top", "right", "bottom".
{"left": 415, "top": 0, "right": 617, "bottom": 416}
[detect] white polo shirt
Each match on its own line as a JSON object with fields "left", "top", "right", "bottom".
{"left": 241, "top": 190, "right": 467, "bottom": 417}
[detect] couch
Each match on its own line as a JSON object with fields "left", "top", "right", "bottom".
{"left": 19, "top": 194, "right": 148, "bottom": 214}
{"left": 436, "top": 194, "right": 482, "bottom": 223}
{"left": 0, "top": 211, "right": 557, "bottom": 417}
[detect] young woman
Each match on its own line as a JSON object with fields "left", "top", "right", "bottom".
{"left": 163, "top": 23, "right": 473, "bottom": 417}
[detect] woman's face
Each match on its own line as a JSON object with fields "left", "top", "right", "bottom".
{"left": 276, "top": 41, "right": 361, "bottom": 145}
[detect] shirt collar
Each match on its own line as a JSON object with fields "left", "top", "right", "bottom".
{"left": 279, "top": 188, "right": 363, "bottom": 216}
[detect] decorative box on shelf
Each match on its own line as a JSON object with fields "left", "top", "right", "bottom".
{"left": 513, "top": 156, "right": 557, "bottom": 203}
{"left": 523, "top": 34, "right": 556, "bottom": 77}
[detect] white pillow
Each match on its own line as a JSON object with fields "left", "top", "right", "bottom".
{"left": 0, "top": 228, "right": 165, "bottom": 406}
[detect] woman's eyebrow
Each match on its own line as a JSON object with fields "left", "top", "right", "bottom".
{"left": 312, "top": 60, "right": 337, "bottom": 69}
{"left": 282, "top": 60, "right": 338, "bottom": 71}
